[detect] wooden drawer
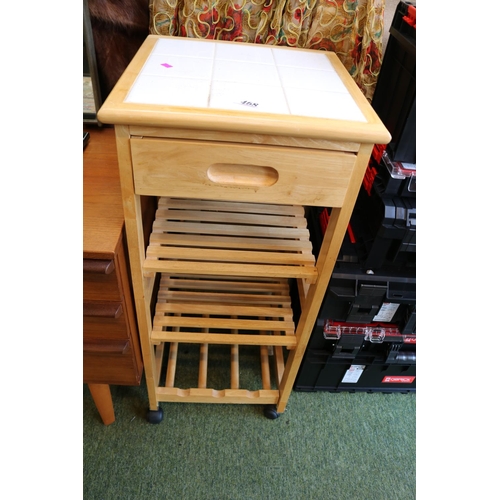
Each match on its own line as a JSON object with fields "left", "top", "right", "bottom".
{"left": 83, "top": 260, "right": 122, "bottom": 302}
{"left": 130, "top": 138, "right": 356, "bottom": 207}
{"left": 83, "top": 345, "right": 141, "bottom": 385}
{"left": 83, "top": 299, "right": 129, "bottom": 341}
{"left": 83, "top": 312, "right": 130, "bottom": 341}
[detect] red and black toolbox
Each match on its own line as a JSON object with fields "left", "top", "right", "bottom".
{"left": 371, "top": 0, "right": 416, "bottom": 164}
{"left": 351, "top": 171, "right": 416, "bottom": 271}
{"left": 293, "top": 260, "right": 416, "bottom": 393}
{"left": 294, "top": 322, "right": 416, "bottom": 393}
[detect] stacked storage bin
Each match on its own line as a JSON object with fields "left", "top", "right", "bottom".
{"left": 294, "top": 1, "right": 416, "bottom": 394}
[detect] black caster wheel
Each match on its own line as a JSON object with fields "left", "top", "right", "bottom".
{"left": 146, "top": 407, "right": 163, "bottom": 424}
{"left": 263, "top": 405, "right": 280, "bottom": 420}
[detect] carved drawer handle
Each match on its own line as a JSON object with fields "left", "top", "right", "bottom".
{"left": 207, "top": 163, "right": 279, "bottom": 187}
{"left": 83, "top": 259, "right": 115, "bottom": 274}
{"left": 83, "top": 301, "right": 123, "bottom": 319}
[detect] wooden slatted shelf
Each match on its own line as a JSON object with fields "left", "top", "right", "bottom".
{"left": 155, "top": 342, "right": 283, "bottom": 404}
{"left": 151, "top": 274, "right": 297, "bottom": 347}
{"left": 150, "top": 270, "right": 294, "bottom": 405}
{"left": 144, "top": 198, "right": 317, "bottom": 281}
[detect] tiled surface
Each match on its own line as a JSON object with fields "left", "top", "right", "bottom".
{"left": 125, "top": 38, "right": 367, "bottom": 122}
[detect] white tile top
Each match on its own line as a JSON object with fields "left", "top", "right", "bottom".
{"left": 125, "top": 38, "right": 367, "bottom": 122}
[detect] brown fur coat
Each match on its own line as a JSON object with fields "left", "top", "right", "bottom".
{"left": 88, "top": 0, "right": 150, "bottom": 99}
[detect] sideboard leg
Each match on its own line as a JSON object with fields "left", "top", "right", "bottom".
{"left": 88, "top": 383, "right": 116, "bottom": 425}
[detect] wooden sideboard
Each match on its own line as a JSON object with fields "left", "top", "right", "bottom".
{"left": 83, "top": 126, "right": 147, "bottom": 424}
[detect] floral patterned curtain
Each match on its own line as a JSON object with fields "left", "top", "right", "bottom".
{"left": 149, "top": 0, "right": 385, "bottom": 100}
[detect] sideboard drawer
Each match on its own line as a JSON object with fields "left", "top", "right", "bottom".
{"left": 83, "top": 314, "right": 130, "bottom": 341}
{"left": 83, "top": 270, "right": 122, "bottom": 302}
{"left": 84, "top": 347, "right": 141, "bottom": 385}
{"left": 130, "top": 138, "right": 356, "bottom": 207}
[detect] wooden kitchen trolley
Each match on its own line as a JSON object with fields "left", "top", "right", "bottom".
{"left": 98, "top": 35, "right": 390, "bottom": 422}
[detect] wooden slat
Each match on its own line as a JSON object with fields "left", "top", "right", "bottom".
{"left": 158, "top": 290, "right": 291, "bottom": 306}
{"left": 144, "top": 260, "right": 317, "bottom": 280}
{"left": 147, "top": 246, "right": 315, "bottom": 266}
{"left": 198, "top": 343, "right": 209, "bottom": 389}
{"left": 155, "top": 207, "right": 308, "bottom": 228}
{"left": 230, "top": 344, "right": 239, "bottom": 389}
{"left": 156, "top": 302, "right": 292, "bottom": 319}
{"left": 165, "top": 342, "right": 178, "bottom": 388}
{"left": 260, "top": 345, "right": 271, "bottom": 391}
{"left": 159, "top": 275, "right": 290, "bottom": 293}
{"left": 153, "top": 305, "right": 295, "bottom": 334}
{"left": 231, "top": 319, "right": 239, "bottom": 389}
{"left": 273, "top": 346, "right": 285, "bottom": 383}
{"left": 149, "top": 233, "right": 312, "bottom": 252}
{"left": 152, "top": 316, "right": 295, "bottom": 339}
{"left": 151, "top": 220, "right": 310, "bottom": 239}
{"left": 153, "top": 317, "right": 294, "bottom": 336}
{"left": 157, "top": 276, "right": 291, "bottom": 306}
{"left": 198, "top": 315, "right": 210, "bottom": 388}
{"left": 159, "top": 197, "right": 306, "bottom": 217}
{"left": 154, "top": 315, "right": 294, "bottom": 332}
{"left": 151, "top": 331, "right": 297, "bottom": 347}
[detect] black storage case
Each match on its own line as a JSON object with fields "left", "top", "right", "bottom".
{"left": 308, "top": 187, "right": 416, "bottom": 273}
{"left": 350, "top": 182, "right": 416, "bottom": 271}
{"left": 307, "top": 262, "right": 416, "bottom": 351}
{"left": 294, "top": 259, "right": 416, "bottom": 393}
{"left": 295, "top": 334, "right": 416, "bottom": 394}
{"left": 371, "top": 1, "right": 416, "bottom": 164}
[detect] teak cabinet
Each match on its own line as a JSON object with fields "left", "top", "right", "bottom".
{"left": 98, "top": 35, "right": 390, "bottom": 422}
{"left": 83, "top": 126, "right": 145, "bottom": 424}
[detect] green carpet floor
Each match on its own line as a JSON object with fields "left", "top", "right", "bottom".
{"left": 83, "top": 381, "right": 416, "bottom": 499}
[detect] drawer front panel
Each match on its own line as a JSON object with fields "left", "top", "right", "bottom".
{"left": 83, "top": 271, "right": 121, "bottom": 302}
{"left": 131, "top": 138, "right": 356, "bottom": 207}
{"left": 83, "top": 351, "right": 141, "bottom": 385}
{"left": 83, "top": 314, "right": 129, "bottom": 340}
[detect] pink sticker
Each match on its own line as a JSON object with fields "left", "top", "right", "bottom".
{"left": 161, "top": 63, "right": 173, "bottom": 68}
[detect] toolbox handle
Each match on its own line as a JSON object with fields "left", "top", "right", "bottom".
{"left": 324, "top": 321, "right": 400, "bottom": 342}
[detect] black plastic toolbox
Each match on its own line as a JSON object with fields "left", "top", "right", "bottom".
{"left": 305, "top": 262, "right": 416, "bottom": 352}
{"left": 350, "top": 180, "right": 416, "bottom": 271}
{"left": 294, "top": 322, "right": 416, "bottom": 393}
{"left": 371, "top": 1, "right": 416, "bottom": 164}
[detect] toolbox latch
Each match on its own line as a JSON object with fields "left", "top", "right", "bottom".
{"left": 364, "top": 327, "right": 386, "bottom": 343}
{"left": 323, "top": 319, "right": 341, "bottom": 340}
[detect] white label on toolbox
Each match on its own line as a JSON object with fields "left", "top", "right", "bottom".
{"left": 341, "top": 365, "right": 365, "bottom": 383}
{"left": 373, "top": 302, "right": 400, "bottom": 322}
